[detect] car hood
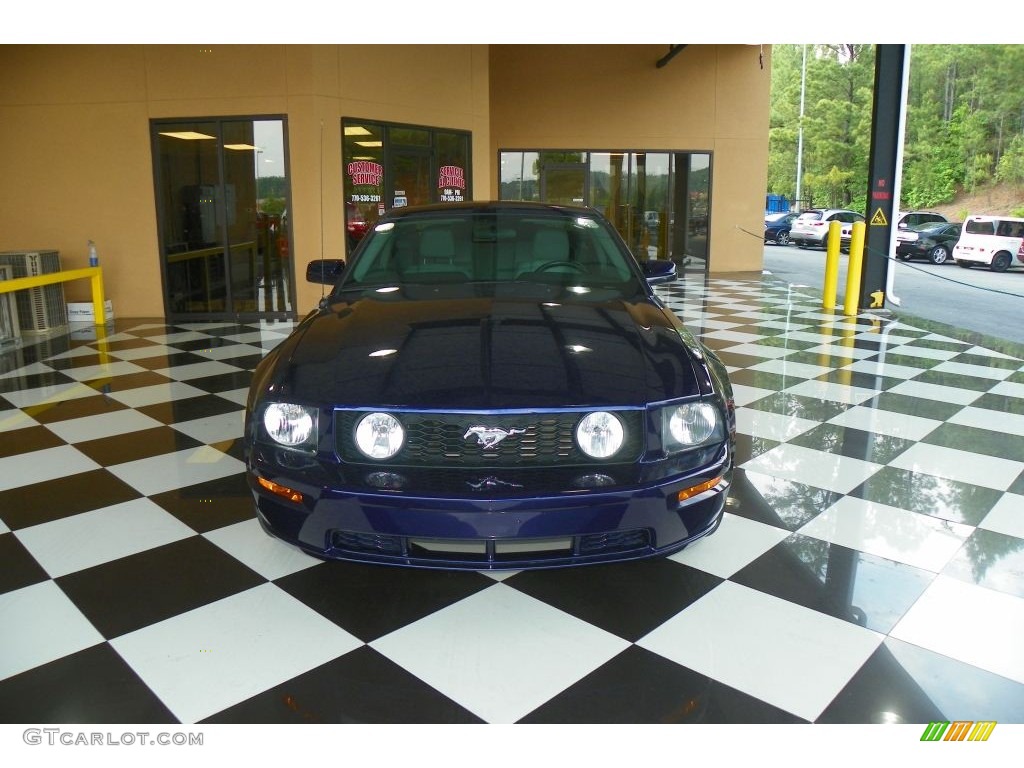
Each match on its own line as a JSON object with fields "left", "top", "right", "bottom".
{"left": 264, "top": 293, "right": 706, "bottom": 410}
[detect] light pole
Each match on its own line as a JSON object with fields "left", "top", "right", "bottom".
{"left": 795, "top": 44, "right": 807, "bottom": 211}
{"left": 255, "top": 148, "right": 263, "bottom": 213}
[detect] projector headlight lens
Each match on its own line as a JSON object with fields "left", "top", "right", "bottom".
{"left": 575, "top": 411, "right": 625, "bottom": 459}
{"left": 354, "top": 412, "right": 405, "bottom": 460}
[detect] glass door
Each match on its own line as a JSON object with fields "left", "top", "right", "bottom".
{"left": 540, "top": 163, "right": 588, "bottom": 206}
{"left": 390, "top": 149, "right": 432, "bottom": 210}
{"left": 628, "top": 153, "right": 670, "bottom": 261}
{"left": 153, "top": 117, "right": 293, "bottom": 321}
{"left": 672, "top": 152, "right": 711, "bottom": 274}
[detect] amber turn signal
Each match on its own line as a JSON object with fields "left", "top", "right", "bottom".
{"left": 257, "top": 476, "right": 304, "bottom": 503}
{"left": 677, "top": 476, "right": 722, "bottom": 503}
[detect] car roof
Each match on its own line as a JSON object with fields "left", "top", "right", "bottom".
{"left": 797, "top": 208, "right": 859, "bottom": 215}
{"left": 383, "top": 200, "right": 592, "bottom": 219}
{"left": 964, "top": 214, "right": 1024, "bottom": 223}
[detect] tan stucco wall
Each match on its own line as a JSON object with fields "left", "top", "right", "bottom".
{"left": 0, "top": 44, "right": 768, "bottom": 323}
{"left": 488, "top": 44, "right": 771, "bottom": 272}
{"left": 0, "top": 44, "right": 490, "bottom": 318}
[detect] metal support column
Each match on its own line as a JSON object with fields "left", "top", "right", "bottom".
{"left": 858, "top": 45, "right": 907, "bottom": 311}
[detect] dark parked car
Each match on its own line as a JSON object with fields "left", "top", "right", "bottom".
{"left": 764, "top": 211, "right": 799, "bottom": 245}
{"left": 244, "top": 201, "right": 735, "bottom": 569}
{"left": 895, "top": 221, "right": 962, "bottom": 264}
{"left": 897, "top": 210, "right": 948, "bottom": 230}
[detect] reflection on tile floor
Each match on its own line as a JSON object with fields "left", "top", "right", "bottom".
{"left": 2, "top": 276, "right": 1024, "bottom": 724}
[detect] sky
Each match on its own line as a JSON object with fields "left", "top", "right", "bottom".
{"left": 3, "top": 2, "right": 1016, "bottom": 45}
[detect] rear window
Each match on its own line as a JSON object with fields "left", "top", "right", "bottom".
{"left": 965, "top": 219, "right": 1024, "bottom": 237}
{"left": 797, "top": 211, "right": 823, "bottom": 221}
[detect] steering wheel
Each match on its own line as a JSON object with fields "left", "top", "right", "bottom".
{"left": 534, "top": 260, "right": 587, "bottom": 273}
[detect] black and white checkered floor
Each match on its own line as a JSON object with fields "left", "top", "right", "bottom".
{"left": 2, "top": 275, "right": 1023, "bottom": 725}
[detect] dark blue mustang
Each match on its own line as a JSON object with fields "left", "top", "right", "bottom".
{"left": 243, "top": 202, "right": 735, "bottom": 569}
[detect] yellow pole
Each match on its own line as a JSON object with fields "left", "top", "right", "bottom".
{"left": 822, "top": 220, "right": 841, "bottom": 310}
{"left": 0, "top": 265, "right": 107, "bottom": 326}
{"left": 844, "top": 221, "right": 866, "bottom": 317}
{"left": 90, "top": 266, "right": 107, "bottom": 328}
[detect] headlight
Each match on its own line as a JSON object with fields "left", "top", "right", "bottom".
{"left": 575, "top": 411, "right": 624, "bottom": 459}
{"left": 664, "top": 402, "right": 720, "bottom": 451}
{"left": 354, "top": 412, "right": 405, "bottom": 460}
{"left": 263, "top": 403, "right": 317, "bottom": 448}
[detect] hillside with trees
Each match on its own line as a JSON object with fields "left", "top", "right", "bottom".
{"left": 767, "top": 44, "right": 1024, "bottom": 217}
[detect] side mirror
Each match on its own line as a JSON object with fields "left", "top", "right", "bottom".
{"left": 641, "top": 259, "right": 677, "bottom": 284}
{"left": 306, "top": 259, "right": 345, "bottom": 284}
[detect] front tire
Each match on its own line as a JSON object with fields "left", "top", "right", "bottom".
{"left": 776, "top": 230, "right": 791, "bottom": 246}
{"left": 991, "top": 252, "right": 1012, "bottom": 272}
{"left": 929, "top": 246, "right": 949, "bottom": 265}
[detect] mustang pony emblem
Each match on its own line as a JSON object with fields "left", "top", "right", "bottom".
{"left": 463, "top": 425, "right": 527, "bottom": 449}
{"left": 467, "top": 476, "right": 524, "bottom": 490}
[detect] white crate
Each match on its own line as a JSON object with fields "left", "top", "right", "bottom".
{"left": 67, "top": 300, "right": 114, "bottom": 322}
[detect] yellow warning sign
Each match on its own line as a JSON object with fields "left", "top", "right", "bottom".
{"left": 870, "top": 208, "right": 888, "bottom": 226}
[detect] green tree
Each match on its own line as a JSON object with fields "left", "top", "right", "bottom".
{"left": 768, "top": 44, "right": 874, "bottom": 210}
{"left": 771, "top": 44, "right": 1024, "bottom": 211}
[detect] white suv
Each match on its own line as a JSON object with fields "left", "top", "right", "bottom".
{"left": 952, "top": 215, "right": 1024, "bottom": 272}
{"left": 790, "top": 209, "right": 864, "bottom": 248}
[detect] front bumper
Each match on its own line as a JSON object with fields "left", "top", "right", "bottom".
{"left": 247, "top": 443, "right": 732, "bottom": 570}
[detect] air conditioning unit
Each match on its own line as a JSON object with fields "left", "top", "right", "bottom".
{"left": 0, "top": 265, "right": 21, "bottom": 345}
{"left": 0, "top": 250, "right": 68, "bottom": 332}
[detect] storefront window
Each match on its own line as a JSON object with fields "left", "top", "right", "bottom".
{"left": 343, "top": 122, "right": 385, "bottom": 252}
{"left": 390, "top": 126, "right": 430, "bottom": 147}
{"left": 342, "top": 120, "right": 471, "bottom": 255}
{"left": 499, "top": 148, "right": 712, "bottom": 272}
{"left": 589, "top": 152, "right": 625, "bottom": 229}
{"left": 437, "top": 132, "right": 469, "bottom": 204}
{"left": 499, "top": 152, "right": 540, "bottom": 200}
{"left": 633, "top": 152, "right": 670, "bottom": 260}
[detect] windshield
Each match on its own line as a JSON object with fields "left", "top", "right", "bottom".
{"left": 337, "top": 210, "right": 643, "bottom": 297}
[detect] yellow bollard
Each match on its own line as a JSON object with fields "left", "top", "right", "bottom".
{"left": 89, "top": 266, "right": 107, "bottom": 328}
{"left": 844, "top": 221, "right": 866, "bottom": 317}
{"left": 822, "top": 220, "right": 842, "bottom": 310}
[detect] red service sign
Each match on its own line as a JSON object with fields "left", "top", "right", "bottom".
{"left": 438, "top": 165, "right": 465, "bottom": 190}
{"left": 347, "top": 161, "right": 383, "bottom": 187}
